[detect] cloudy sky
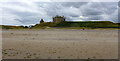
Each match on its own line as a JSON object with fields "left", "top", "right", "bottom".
{"left": 0, "top": 0, "right": 119, "bottom": 26}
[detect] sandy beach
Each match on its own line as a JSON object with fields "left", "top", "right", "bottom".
{"left": 2, "top": 29, "right": 118, "bottom": 59}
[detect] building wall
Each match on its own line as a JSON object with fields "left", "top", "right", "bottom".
{"left": 53, "top": 16, "right": 65, "bottom": 23}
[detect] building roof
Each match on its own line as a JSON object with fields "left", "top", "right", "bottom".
{"left": 53, "top": 15, "right": 65, "bottom": 18}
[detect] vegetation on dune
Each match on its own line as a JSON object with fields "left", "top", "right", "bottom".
{"left": 1, "top": 15, "right": 119, "bottom": 29}
{"left": 1, "top": 25, "right": 25, "bottom": 29}
{"left": 1, "top": 21, "right": 119, "bottom": 29}
{"left": 54, "top": 21, "right": 119, "bottom": 28}
{"left": 32, "top": 21, "right": 119, "bottom": 29}
{"left": 31, "top": 22, "right": 57, "bottom": 29}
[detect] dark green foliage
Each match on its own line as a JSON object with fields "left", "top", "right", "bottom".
{"left": 54, "top": 21, "right": 119, "bottom": 28}
{"left": 35, "top": 22, "right": 57, "bottom": 27}
{"left": 32, "top": 21, "right": 119, "bottom": 29}
{"left": 40, "top": 19, "right": 44, "bottom": 23}
{"left": 24, "top": 26, "right": 28, "bottom": 28}
{"left": 1, "top": 21, "right": 119, "bottom": 29}
{"left": 2, "top": 25, "right": 25, "bottom": 29}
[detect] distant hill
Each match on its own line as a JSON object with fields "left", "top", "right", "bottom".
{"left": 32, "top": 21, "right": 119, "bottom": 29}
{"left": 1, "top": 25, "right": 25, "bottom": 29}
{"left": 54, "top": 21, "right": 119, "bottom": 28}
{"left": 1, "top": 21, "right": 120, "bottom": 29}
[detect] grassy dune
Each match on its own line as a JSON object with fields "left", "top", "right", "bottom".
{"left": 1, "top": 21, "right": 120, "bottom": 29}
{"left": 31, "top": 21, "right": 119, "bottom": 29}
{"left": 1, "top": 25, "right": 25, "bottom": 29}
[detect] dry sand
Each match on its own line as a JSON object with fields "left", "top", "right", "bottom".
{"left": 2, "top": 29, "right": 118, "bottom": 59}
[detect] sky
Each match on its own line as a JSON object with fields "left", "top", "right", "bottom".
{"left": 0, "top": 0, "right": 119, "bottom": 26}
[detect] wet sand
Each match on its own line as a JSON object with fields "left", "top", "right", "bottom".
{"left": 2, "top": 29, "right": 118, "bottom": 59}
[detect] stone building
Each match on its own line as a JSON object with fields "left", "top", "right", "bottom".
{"left": 53, "top": 15, "right": 65, "bottom": 23}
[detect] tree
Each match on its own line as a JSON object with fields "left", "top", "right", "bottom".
{"left": 24, "top": 26, "right": 28, "bottom": 28}
{"left": 40, "top": 19, "right": 44, "bottom": 24}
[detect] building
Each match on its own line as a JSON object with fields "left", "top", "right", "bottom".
{"left": 53, "top": 15, "right": 65, "bottom": 23}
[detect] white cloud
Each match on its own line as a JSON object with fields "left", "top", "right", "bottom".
{"left": 2, "top": 11, "right": 22, "bottom": 25}
{"left": 0, "top": 8, "right": 2, "bottom": 25}
{"left": 0, "top": 1, "right": 118, "bottom": 25}
{"left": 0, "top": 0, "right": 119, "bottom": 2}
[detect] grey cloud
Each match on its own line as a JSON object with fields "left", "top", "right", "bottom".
{"left": 61, "top": 2, "right": 88, "bottom": 8}
{"left": 1, "top": 2, "right": 118, "bottom": 25}
{"left": 87, "top": 16, "right": 103, "bottom": 20}
{"left": 81, "top": 8, "right": 103, "bottom": 16}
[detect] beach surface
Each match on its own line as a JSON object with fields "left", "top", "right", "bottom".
{"left": 2, "top": 29, "right": 118, "bottom": 59}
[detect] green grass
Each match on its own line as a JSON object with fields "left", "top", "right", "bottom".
{"left": 2, "top": 25, "right": 25, "bottom": 29}
{"left": 1, "top": 21, "right": 119, "bottom": 30}
{"left": 54, "top": 21, "right": 119, "bottom": 28}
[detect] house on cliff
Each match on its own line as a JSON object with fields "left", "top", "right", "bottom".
{"left": 53, "top": 15, "right": 65, "bottom": 23}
